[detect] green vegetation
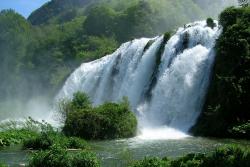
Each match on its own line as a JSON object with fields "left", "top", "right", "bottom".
{"left": 0, "top": 118, "right": 43, "bottom": 147}
{"left": 0, "top": 9, "right": 118, "bottom": 118}
{"left": 206, "top": 18, "right": 216, "bottom": 29}
{"left": 191, "top": 6, "right": 250, "bottom": 139}
{"left": 0, "top": 129, "right": 38, "bottom": 147}
{"left": 23, "top": 128, "right": 88, "bottom": 150}
{"left": 28, "top": 145, "right": 100, "bottom": 167}
{"left": 0, "top": 118, "right": 98, "bottom": 167}
{"left": 62, "top": 92, "right": 137, "bottom": 140}
{"left": 0, "top": 118, "right": 88, "bottom": 151}
{"left": 129, "top": 145, "right": 250, "bottom": 167}
{"left": 0, "top": 163, "right": 7, "bottom": 167}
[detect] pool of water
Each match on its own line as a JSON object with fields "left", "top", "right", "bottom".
{"left": 1, "top": 137, "right": 250, "bottom": 167}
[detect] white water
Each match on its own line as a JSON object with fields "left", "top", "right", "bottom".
{"left": 136, "top": 126, "right": 189, "bottom": 140}
{"left": 56, "top": 21, "right": 221, "bottom": 139}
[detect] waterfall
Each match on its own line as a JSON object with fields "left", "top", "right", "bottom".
{"left": 56, "top": 21, "right": 221, "bottom": 138}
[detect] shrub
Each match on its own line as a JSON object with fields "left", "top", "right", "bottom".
{"left": 23, "top": 132, "right": 55, "bottom": 150}
{"left": 65, "top": 137, "right": 88, "bottom": 149}
{"left": 71, "top": 151, "right": 100, "bottom": 167}
{"left": 129, "top": 146, "right": 250, "bottom": 167}
{"left": 219, "top": 7, "right": 243, "bottom": 29}
{"left": 0, "top": 162, "right": 7, "bottom": 167}
{"left": 170, "top": 153, "right": 205, "bottom": 167}
{"left": 28, "top": 145, "right": 100, "bottom": 167}
{"left": 58, "top": 92, "right": 92, "bottom": 120}
{"left": 23, "top": 122, "right": 56, "bottom": 150}
{"left": 206, "top": 18, "right": 215, "bottom": 29}
{"left": 23, "top": 131, "right": 88, "bottom": 150}
{"left": 202, "top": 145, "right": 250, "bottom": 167}
{"left": 0, "top": 118, "right": 58, "bottom": 148}
{"left": 62, "top": 92, "right": 137, "bottom": 140}
{"left": 28, "top": 145, "right": 71, "bottom": 167}
{"left": 0, "top": 129, "right": 38, "bottom": 147}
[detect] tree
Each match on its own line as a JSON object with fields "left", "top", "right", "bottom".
{"left": 83, "top": 5, "right": 117, "bottom": 37}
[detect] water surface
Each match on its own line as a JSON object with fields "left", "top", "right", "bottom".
{"left": 1, "top": 137, "right": 249, "bottom": 167}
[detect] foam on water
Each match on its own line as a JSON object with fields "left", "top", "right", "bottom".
{"left": 136, "top": 126, "right": 189, "bottom": 140}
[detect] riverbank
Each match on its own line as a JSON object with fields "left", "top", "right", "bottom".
{"left": 1, "top": 137, "right": 250, "bottom": 167}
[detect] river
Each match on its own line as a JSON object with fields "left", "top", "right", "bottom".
{"left": 1, "top": 137, "right": 249, "bottom": 167}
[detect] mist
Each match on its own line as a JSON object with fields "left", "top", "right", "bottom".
{"left": 0, "top": 97, "right": 52, "bottom": 122}
{"left": 193, "top": 0, "right": 238, "bottom": 18}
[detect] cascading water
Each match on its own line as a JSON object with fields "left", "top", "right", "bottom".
{"left": 56, "top": 21, "right": 221, "bottom": 139}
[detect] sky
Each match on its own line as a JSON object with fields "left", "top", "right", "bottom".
{"left": 0, "top": 0, "right": 50, "bottom": 18}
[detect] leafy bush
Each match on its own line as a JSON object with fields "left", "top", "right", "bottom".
{"left": 62, "top": 92, "right": 137, "bottom": 140}
{"left": 206, "top": 18, "right": 215, "bottom": 29}
{"left": 28, "top": 145, "right": 70, "bottom": 167}
{"left": 129, "top": 146, "right": 250, "bottom": 167}
{"left": 0, "top": 118, "right": 44, "bottom": 147}
{"left": 0, "top": 129, "right": 38, "bottom": 147}
{"left": 169, "top": 153, "right": 205, "bottom": 167}
{"left": 70, "top": 150, "right": 100, "bottom": 167}
{"left": 0, "top": 117, "right": 88, "bottom": 150}
{"left": 0, "top": 162, "right": 7, "bottom": 167}
{"left": 28, "top": 145, "right": 100, "bottom": 167}
{"left": 23, "top": 128, "right": 88, "bottom": 150}
{"left": 66, "top": 137, "right": 88, "bottom": 149}
{"left": 23, "top": 132, "right": 55, "bottom": 150}
{"left": 202, "top": 146, "right": 250, "bottom": 167}
{"left": 58, "top": 91, "right": 92, "bottom": 120}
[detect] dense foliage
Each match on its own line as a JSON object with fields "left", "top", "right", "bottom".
{"left": 28, "top": 0, "right": 92, "bottom": 25}
{"left": 62, "top": 92, "right": 137, "bottom": 140}
{"left": 0, "top": 9, "right": 118, "bottom": 120}
{"left": 0, "top": 118, "right": 43, "bottom": 147}
{"left": 23, "top": 128, "right": 88, "bottom": 150}
{"left": 0, "top": 129, "right": 38, "bottom": 147}
{"left": 0, "top": 118, "right": 88, "bottom": 150}
{"left": 191, "top": 6, "right": 250, "bottom": 139}
{"left": 0, "top": 163, "right": 7, "bottom": 167}
{"left": 129, "top": 145, "right": 250, "bottom": 167}
{"left": 28, "top": 145, "right": 100, "bottom": 167}
{"left": 206, "top": 18, "right": 216, "bottom": 29}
